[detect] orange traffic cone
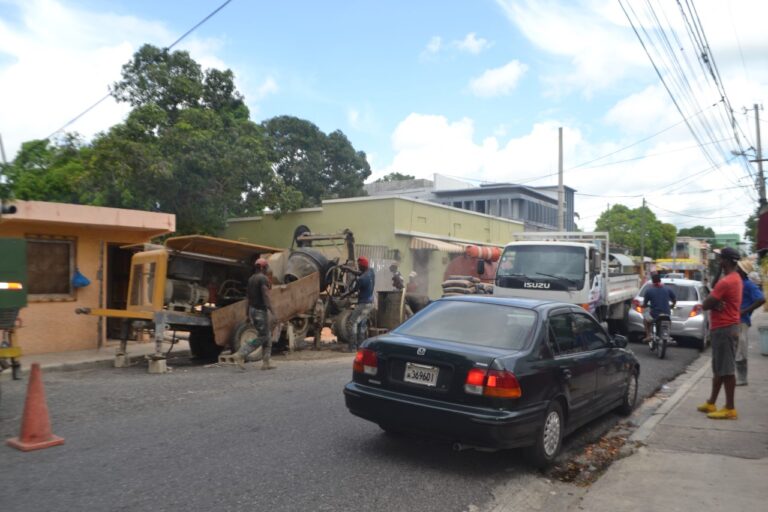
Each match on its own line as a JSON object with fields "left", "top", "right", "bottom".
{"left": 6, "top": 363, "right": 65, "bottom": 452}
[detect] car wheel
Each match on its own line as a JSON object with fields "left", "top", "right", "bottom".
{"left": 617, "top": 370, "right": 639, "bottom": 416}
{"left": 525, "top": 400, "right": 564, "bottom": 469}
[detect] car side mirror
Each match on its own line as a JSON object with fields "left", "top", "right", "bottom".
{"left": 612, "top": 334, "right": 628, "bottom": 348}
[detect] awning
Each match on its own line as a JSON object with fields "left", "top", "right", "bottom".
{"left": 410, "top": 237, "right": 466, "bottom": 253}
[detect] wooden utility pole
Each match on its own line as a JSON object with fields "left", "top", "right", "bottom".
{"left": 558, "top": 127, "right": 564, "bottom": 231}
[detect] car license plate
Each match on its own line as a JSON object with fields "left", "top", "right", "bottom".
{"left": 404, "top": 362, "right": 439, "bottom": 387}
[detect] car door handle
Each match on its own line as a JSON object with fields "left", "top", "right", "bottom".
{"left": 561, "top": 369, "right": 572, "bottom": 381}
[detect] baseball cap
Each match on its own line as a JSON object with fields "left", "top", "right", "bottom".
{"left": 719, "top": 246, "right": 741, "bottom": 263}
{"left": 357, "top": 256, "right": 369, "bottom": 269}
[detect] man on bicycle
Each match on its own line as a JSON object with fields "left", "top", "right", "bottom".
{"left": 642, "top": 273, "right": 677, "bottom": 344}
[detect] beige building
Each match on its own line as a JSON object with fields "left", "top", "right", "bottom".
{"left": 224, "top": 196, "right": 524, "bottom": 299}
{"left": 0, "top": 200, "right": 174, "bottom": 354}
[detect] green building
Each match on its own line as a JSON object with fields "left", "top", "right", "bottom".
{"left": 714, "top": 233, "right": 741, "bottom": 249}
{"left": 224, "top": 196, "right": 524, "bottom": 299}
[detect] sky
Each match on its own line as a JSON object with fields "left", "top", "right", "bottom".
{"left": 1, "top": 0, "right": 766, "bottom": 238}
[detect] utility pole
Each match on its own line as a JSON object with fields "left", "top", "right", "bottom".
{"left": 754, "top": 104, "right": 766, "bottom": 210}
{"left": 558, "top": 127, "right": 564, "bottom": 231}
{"left": 640, "top": 197, "right": 646, "bottom": 279}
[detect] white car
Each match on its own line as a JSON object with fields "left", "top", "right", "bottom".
{"left": 627, "top": 278, "right": 710, "bottom": 350}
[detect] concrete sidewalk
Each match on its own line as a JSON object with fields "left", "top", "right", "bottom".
{"left": 578, "top": 310, "right": 768, "bottom": 512}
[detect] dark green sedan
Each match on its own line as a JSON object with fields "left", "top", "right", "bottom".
{"left": 344, "top": 296, "right": 639, "bottom": 467}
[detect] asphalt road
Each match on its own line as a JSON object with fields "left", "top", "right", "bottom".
{"left": 0, "top": 342, "right": 700, "bottom": 512}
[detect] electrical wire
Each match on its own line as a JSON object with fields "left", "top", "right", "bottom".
{"left": 45, "top": 0, "right": 234, "bottom": 139}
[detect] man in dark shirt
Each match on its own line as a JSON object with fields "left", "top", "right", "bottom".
{"left": 642, "top": 274, "right": 676, "bottom": 343}
{"left": 347, "top": 256, "right": 375, "bottom": 352}
{"left": 233, "top": 257, "right": 276, "bottom": 370}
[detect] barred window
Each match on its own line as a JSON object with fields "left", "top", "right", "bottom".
{"left": 26, "top": 236, "right": 76, "bottom": 300}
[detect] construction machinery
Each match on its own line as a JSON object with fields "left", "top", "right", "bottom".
{"left": 76, "top": 235, "right": 319, "bottom": 371}
{"left": 0, "top": 238, "right": 26, "bottom": 397}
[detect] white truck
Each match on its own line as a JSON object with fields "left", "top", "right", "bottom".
{"left": 493, "top": 232, "right": 640, "bottom": 333}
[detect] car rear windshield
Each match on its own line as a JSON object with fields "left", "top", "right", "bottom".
{"left": 640, "top": 283, "right": 698, "bottom": 301}
{"left": 394, "top": 301, "right": 537, "bottom": 350}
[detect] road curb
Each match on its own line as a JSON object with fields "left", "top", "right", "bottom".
{"left": 16, "top": 350, "right": 192, "bottom": 375}
{"left": 630, "top": 356, "right": 711, "bottom": 443}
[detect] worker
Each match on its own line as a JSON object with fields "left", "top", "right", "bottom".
{"left": 232, "top": 257, "right": 276, "bottom": 370}
{"left": 347, "top": 256, "right": 375, "bottom": 352}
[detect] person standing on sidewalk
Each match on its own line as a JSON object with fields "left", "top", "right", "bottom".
{"left": 735, "top": 258, "right": 765, "bottom": 386}
{"left": 347, "top": 256, "right": 375, "bottom": 352}
{"left": 698, "top": 247, "right": 742, "bottom": 419}
{"left": 233, "top": 258, "right": 276, "bottom": 371}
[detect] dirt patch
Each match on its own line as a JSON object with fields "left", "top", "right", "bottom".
{"left": 548, "top": 422, "right": 637, "bottom": 486}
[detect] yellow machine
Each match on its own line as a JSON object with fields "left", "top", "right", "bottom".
{"left": 77, "top": 235, "right": 286, "bottom": 369}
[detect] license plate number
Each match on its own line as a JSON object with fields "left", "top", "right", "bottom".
{"left": 404, "top": 362, "right": 439, "bottom": 387}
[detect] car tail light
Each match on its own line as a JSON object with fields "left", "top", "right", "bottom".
{"left": 353, "top": 349, "right": 377, "bottom": 375}
{"left": 632, "top": 299, "right": 643, "bottom": 313}
{"left": 464, "top": 367, "right": 521, "bottom": 398}
{"left": 464, "top": 368, "right": 485, "bottom": 394}
{"left": 689, "top": 304, "right": 703, "bottom": 318}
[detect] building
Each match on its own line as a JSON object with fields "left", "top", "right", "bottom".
{"left": 714, "top": 233, "right": 741, "bottom": 249}
{"left": 224, "top": 196, "right": 524, "bottom": 299}
{"left": 656, "top": 236, "right": 710, "bottom": 281}
{"left": 0, "top": 200, "right": 175, "bottom": 354}
{"left": 364, "top": 174, "right": 576, "bottom": 232}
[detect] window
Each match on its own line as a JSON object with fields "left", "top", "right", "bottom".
{"left": 573, "top": 313, "right": 610, "bottom": 351}
{"left": 549, "top": 314, "right": 582, "bottom": 355}
{"left": 26, "top": 236, "right": 76, "bottom": 300}
{"left": 395, "top": 301, "right": 537, "bottom": 350}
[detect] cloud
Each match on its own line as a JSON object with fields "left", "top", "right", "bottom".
{"left": 253, "top": 76, "right": 278, "bottom": 100}
{"left": 469, "top": 60, "right": 528, "bottom": 97}
{"left": 454, "top": 32, "right": 492, "bottom": 54}
{"left": 374, "top": 111, "right": 756, "bottom": 234}
{"left": 424, "top": 36, "right": 442, "bottom": 54}
{"left": 0, "top": 0, "right": 240, "bottom": 159}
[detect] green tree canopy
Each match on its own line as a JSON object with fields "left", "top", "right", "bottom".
{"left": 3, "top": 44, "right": 372, "bottom": 234}
{"left": 78, "top": 44, "right": 303, "bottom": 234}
{"left": 595, "top": 204, "right": 676, "bottom": 259}
{"left": 678, "top": 225, "right": 716, "bottom": 240}
{"left": 376, "top": 172, "right": 415, "bottom": 182}
{"left": 261, "top": 115, "right": 370, "bottom": 207}
{"left": 1, "top": 134, "right": 88, "bottom": 204}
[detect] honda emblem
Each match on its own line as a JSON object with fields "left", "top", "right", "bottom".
{"left": 416, "top": 347, "right": 426, "bottom": 356}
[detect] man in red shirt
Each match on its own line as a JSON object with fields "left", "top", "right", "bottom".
{"left": 697, "top": 247, "right": 743, "bottom": 419}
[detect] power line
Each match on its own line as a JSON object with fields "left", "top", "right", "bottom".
{"left": 45, "top": 0, "right": 234, "bottom": 140}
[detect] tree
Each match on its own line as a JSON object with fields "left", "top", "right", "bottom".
{"left": 678, "top": 225, "right": 716, "bottom": 240}
{"left": 595, "top": 204, "right": 676, "bottom": 259}
{"left": 2, "top": 135, "right": 88, "bottom": 204}
{"left": 744, "top": 207, "right": 759, "bottom": 252}
{"left": 376, "top": 172, "right": 415, "bottom": 182}
{"left": 81, "top": 44, "right": 301, "bottom": 234}
{"left": 261, "top": 116, "right": 370, "bottom": 207}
